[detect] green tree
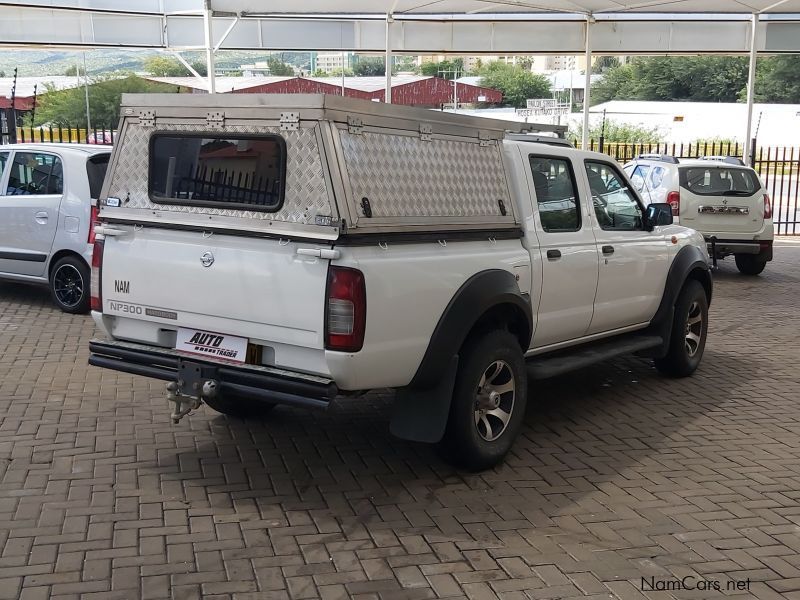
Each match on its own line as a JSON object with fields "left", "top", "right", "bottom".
{"left": 420, "top": 58, "right": 465, "bottom": 79}
{"left": 477, "top": 62, "right": 551, "bottom": 108}
{"left": 33, "top": 75, "right": 177, "bottom": 128}
{"left": 590, "top": 56, "right": 749, "bottom": 105}
{"left": 64, "top": 64, "right": 86, "bottom": 77}
{"left": 592, "top": 56, "right": 620, "bottom": 74}
{"left": 571, "top": 120, "right": 663, "bottom": 144}
{"left": 266, "top": 57, "right": 294, "bottom": 76}
{"left": 353, "top": 57, "right": 386, "bottom": 76}
{"left": 143, "top": 55, "right": 207, "bottom": 77}
{"left": 752, "top": 55, "right": 800, "bottom": 103}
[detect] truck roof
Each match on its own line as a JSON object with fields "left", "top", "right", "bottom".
{"left": 0, "top": 143, "right": 110, "bottom": 156}
{"left": 120, "top": 92, "right": 567, "bottom": 140}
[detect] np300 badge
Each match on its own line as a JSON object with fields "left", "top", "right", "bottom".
{"left": 200, "top": 251, "right": 214, "bottom": 267}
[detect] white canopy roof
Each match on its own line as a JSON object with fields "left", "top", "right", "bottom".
{"left": 207, "top": 0, "right": 800, "bottom": 15}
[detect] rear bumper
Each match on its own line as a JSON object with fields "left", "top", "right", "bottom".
{"left": 88, "top": 339, "right": 338, "bottom": 409}
{"left": 705, "top": 237, "right": 773, "bottom": 260}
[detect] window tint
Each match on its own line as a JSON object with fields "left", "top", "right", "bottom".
{"left": 150, "top": 134, "right": 286, "bottom": 211}
{"left": 585, "top": 161, "right": 644, "bottom": 231}
{"left": 6, "top": 152, "right": 63, "bottom": 195}
{"left": 529, "top": 155, "right": 581, "bottom": 232}
{"left": 0, "top": 152, "right": 8, "bottom": 176}
{"left": 86, "top": 153, "right": 110, "bottom": 199}
{"left": 680, "top": 166, "right": 758, "bottom": 196}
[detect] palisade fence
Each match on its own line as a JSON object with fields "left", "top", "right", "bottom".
{"left": 581, "top": 139, "right": 798, "bottom": 235}
{"left": 1, "top": 114, "right": 796, "bottom": 234}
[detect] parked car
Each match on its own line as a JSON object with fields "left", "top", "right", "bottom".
{"left": 623, "top": 154, "right": 773, "bottom": 275}
{"left": 0, "top": 143, "right": 110, "bottom": 313}
{"left": 88, "top": 94, "right": 712, "bottom": 470}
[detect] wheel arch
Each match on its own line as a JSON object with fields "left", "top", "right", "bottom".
{"left": 47, "top": 249, "right": 89, "bottom": 278}
{"left": 390, "top": 269, "right": 532, "bottom": 444}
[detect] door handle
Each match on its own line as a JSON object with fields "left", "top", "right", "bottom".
{"left": 35, "top": 211, "right": 48, "bottom": 224}
{"left": 546, "top": 249, "right": 562, "bottom": 260}
{"left": 602, "top": 245, "right": 615, "bottom": 255}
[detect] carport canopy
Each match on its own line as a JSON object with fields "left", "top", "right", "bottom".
{"left": 1, "top": 0, "right": 800, "bottom": 151}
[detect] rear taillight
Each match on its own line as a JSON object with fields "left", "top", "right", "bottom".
{"left": 90, "top": 239, "right": 104, "bottom": 312}
{"left": 763, "top": 193, "right": 772, "bottom": 219}
{"left": 667, "top": 191, "right": 681, "bottom": 216}
{"left": 325, "top": 266, "right": 366, "bottom": 352}
{"left": 88, "top": 205, "right": 99, "bottom": 244}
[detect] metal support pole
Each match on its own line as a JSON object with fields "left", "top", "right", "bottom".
{"left": 203, "top": 1, "right": 216, "bottom": 94}
{"left": 744, "top": 13, "right": 759, "bottom": 166}
{"left": 581, "top": 16, "right": 594, "bottom": 150}
{"left": 385, "top": 14, "right": 393, "bottom": 103}
{"left": 342, "top": 51, "right": 346, "bottom": 96}
{"left": 83, "top": 52, "right": 91, "bottom": 132}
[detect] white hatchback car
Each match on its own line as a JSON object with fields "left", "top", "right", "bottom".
{"left": 0, "top": 144, "right": 111, "bottom": 312}
{"left": 624, "top": 154, "right": 773, "bottom": 275}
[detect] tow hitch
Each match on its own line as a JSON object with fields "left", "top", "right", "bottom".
{"left": 167, "top": 360, "right": 219, "bottom": 424}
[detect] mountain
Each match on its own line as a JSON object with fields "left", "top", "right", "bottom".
{"left": 0, "top": 49, "right": 317, "bottom": 77}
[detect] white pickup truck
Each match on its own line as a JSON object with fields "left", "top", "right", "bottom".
{"left": 89, "top": 94, "right": 712, "bottom": 470}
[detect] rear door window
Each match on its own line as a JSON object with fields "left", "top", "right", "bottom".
{"left": 5, "top": 152, "right": 63, "bottom": 195}
{"left": 149, "top": 134, "right": 286, "bottom": 211}
{"left": 628, "top": 165, "right": 651, "bottom": 192}
{"left": 529, "top": 155, "right": 581, "bottom": 232}
{"left": 86, "top": 153, "right": 110, "bottom": 199}
{"left": 680, "top": 166, "right": 758, "bottom": 196}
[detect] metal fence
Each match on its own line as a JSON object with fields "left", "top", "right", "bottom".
{"left": 1, "top": 113, "right": 796, "bottom": 235}
{"left": 585, "top": 140, "right": 799, "bottom": 235}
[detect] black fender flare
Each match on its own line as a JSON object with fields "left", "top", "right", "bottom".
{"left": 647, "top": 244, "right": 713, "bottom": 354}
{"left": 390, "top": 269, "right": 532, "bottom": 443}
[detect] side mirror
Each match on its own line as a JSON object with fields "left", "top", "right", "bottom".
{"left": 644, "top": 202, "right": 673, "bottom": 229}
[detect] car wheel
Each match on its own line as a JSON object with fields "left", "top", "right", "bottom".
{"left": 438, "top": 329, "right": 527, "bottom": 471}
{"left": 49, "top": 255, "right": 90, "bottom": 314}
{"left": 654, "top": 280, "right": 708, "bottom": 378}
{"left": 735, "top": 254, "right": 767, "bottom": 276}
{"left": 203, "top": 392, "right": 277, "bottom": 419}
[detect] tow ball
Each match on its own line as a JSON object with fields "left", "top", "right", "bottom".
{"left": 167, "top": 361, "right": 220, "bottom": 424}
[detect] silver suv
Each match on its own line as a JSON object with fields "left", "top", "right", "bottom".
{"left": 0, "top": 144, "right": 111, "bottom": 312}
{"left": 624, "top": 154, "right": 773, "bottom": 275}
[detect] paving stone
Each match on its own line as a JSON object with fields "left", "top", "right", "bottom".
{"left": 1, "top": 242, "right": 800, "bottom": 599}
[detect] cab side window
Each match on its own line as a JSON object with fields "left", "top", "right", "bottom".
{"left": 585, "top": 160, "right": 644, "bottom": 231}
{"left": 0, "top": 152, "right": 8, "bottom": 176}
{"left": 5, "top": 152, "right": 63, "bottom": 196}
{"left": 529, "top": 155, "right": 581, "bottom": 232}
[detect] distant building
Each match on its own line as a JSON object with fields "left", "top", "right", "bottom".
{"left": 314, "top": 52, "right": 354, "bottom": 74}
{"left": 144, "top": 75, "right": 502, "bottom": 108}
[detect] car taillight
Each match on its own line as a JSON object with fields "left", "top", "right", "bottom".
{"left": 325, "top": 266, "right": 366, "bottom": 352}
{"left": 90, "top": 239, "right": 104, "bottom": 312}
{"left": 763, "top": 193, "right": 772, "bottom": 219}
{"left": 667, "top": 191, "right": 680, "bottom": 216}
{"left": 88, "top": 205, "right": 99, "bottom": 244}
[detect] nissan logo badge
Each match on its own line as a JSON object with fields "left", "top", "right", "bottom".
{"left": 200, "top": 251, "right": 215, "bottom": 267}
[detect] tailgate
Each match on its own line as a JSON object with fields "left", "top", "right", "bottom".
{"left": 100, "top": 225, "right": 330, "bottom": 363}
{"left": 680, "top": 165, "right": 766, "bottom": 234}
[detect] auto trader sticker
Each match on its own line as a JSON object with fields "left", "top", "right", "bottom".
{"left": 176, "top": 328, "right": 248, "bottom": 363}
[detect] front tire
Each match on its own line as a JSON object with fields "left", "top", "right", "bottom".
{"left": 654, "top": 280, "right": 708, "bottom": 378}
{"left": 203, "top": 392, "right": 277, "bottom": 419}
{"left": 735, "top": 254, "right": 767, "bottom": 276}
{"left": 49, "top": 256, "right": 90, "bottom": 314}
{"left": 439, "top": 329, "right": 527, "bottom": 471}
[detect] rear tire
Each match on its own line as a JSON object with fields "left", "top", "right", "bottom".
{"left": 654, "top": 280, "right": 708, "bottom": 378}
{"left": 735, "top": 254, "right": 767, "bottom": 276}
{"left": 49, "top": 255, "right": 90, "bottom": 314}
{"left": 203, "top": 392, "right": 277, "bottom": 419}
{"left": 438, "top": 329, "right": 527, "bottom": 471}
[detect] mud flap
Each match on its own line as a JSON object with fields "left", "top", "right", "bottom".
{"left": 390, "top": 355, "right": 459, "bottom": 443}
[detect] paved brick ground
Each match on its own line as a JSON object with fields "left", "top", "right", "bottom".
{"left": 1, "top": 243, "right": 799, "bottom": 600}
